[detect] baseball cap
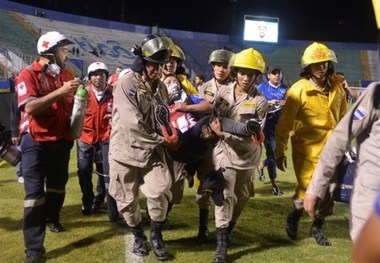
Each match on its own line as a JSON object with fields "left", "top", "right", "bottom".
{"left": 267, "top": 65, "right": 282, "bottom": 74}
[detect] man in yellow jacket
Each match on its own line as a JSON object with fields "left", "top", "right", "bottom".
{"left": 275, "top": 42, "right": 347, "bottom": 246}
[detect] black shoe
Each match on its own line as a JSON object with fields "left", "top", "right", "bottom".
{"left": 197, "top": 227, "right": 209, "bottom": 244}
{"left": 272, "top": 186, "right": 282, "bottom": 196}
{"left": 151, "top": 221, "right": 169, "bottom": 260}
{"left": 257, "top": 167, "right": 265, "bottom": 181}
{"left": 47, "top": 222, "right": 65, "bottom": 233}
{"left": 92, "top": 202, "right": 107, "bottom": 213}
{"left": 25, "top": 251, "right": 45, "bottom": 263}
{"left": 187, "top": 174, "right": 194, "bottom": 188}
{"left": 311, "top": 227, "right": 332, "bottom": 246}
{"left": 286, "top": 209, "right": 302, "bottom": 240}
{"left": 132, "top": 236, "right": 149, "bottom": 257}
{"left": 81, "top": 205, "right": 93, "bottom": 215}
{"left": 155, "top": 103, "right": 173, "bottom": 137}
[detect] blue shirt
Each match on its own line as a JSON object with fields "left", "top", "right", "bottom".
{"left": 258, "top": 81, "right": 288, "bottom": 129}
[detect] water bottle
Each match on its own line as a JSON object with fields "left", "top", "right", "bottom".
{"left": 69, "top": 85, "right": 89, "bottom": 139}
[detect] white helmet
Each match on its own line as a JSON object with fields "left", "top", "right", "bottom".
{"left": 37, "top": 31, "right": 73, "bottom": 54}
{"left": 87, "top": 62, "right": 109, "bottom": 79}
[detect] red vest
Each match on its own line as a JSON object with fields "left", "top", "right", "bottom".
{"left": 79, "top": 84, "right": 113, "bottom": 144}
{"left": 16, "top": 60, "right": 74, "bottom": 141}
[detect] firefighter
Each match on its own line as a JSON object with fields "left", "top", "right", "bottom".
{"left": 108, "top": 35, "right": 178, "bottom": 260}
{"left": 16, "top": 31, "right": 80, "bottom": 262}
{"left": 275, "top": 42, "right": 347, "bottom": 246}
{"left": 210, "top": 48, "right": 268, "bottom": 263}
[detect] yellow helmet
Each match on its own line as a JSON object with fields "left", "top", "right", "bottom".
{"left": 171, "top": 44, "right": 186, "bottom": 62}
{"left": 229, "top": 48, "right": 266, "bottom": 73}
{"left": 301, "top": 42, "right": 337, "bottom": 69}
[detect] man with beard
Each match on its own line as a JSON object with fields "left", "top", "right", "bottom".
{"left": 16, "top": 31, "right": 80, "bottom": 262}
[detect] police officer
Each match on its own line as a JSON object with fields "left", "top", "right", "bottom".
{"left": 195, "top": 48, "right": 234, "bottom": 243}
{"left": 275, "top": 42, "right": 347, "bottom": 246}
{"left": 210, "top": 48, "right": 268, "bottom": 263}
{"left": 16, "top": 31, "right": 80, "bottom": 262}
{"left": 76, "top": 62, "right": 119, "bottom": 222}
{"left": 108, "top": 35, "right": 178, "bottom": 260}
{"left": 304, "top": 82, "right": 380, "bottom": 243}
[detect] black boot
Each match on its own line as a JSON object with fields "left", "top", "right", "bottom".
{"left": 213, "top": 228, "right": 228, "bottom": 263}
{"left": 226, "top": 221, "right": 236, "bottom": 248}
{"left": 310, "top": 218, "right": 332, "bottom": 246}
{"left": 286, "top": 208, "right": 303, "bottom": 240}
{"left": 129, "top": 224, "right": 149, "bottom": 257}
{"left": 197, "top": 209, "right": 209, "bottom": 244}
{"left": 150, "top": 221, "right": 169, "bottom": 260}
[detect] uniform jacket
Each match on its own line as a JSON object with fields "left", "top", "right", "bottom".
{"left": 275, "top": 77, "right": 347, "bottom": 163}
{"left": 16, "top": 59, "right": 74, "bottom": 142}
{"left": 307, "top": 83, "right": 380, "bottom": 234}
{"left": 109, "top": 71, "right": 169, "bottom": 167}
{"left": 79, "top": 84, "right": 113, "bottom": 144}
{"left": 198, "top": 78, "right": 230, "bottom": 104}
{"left": 214, "top": 82, "right": 268, "bottom": 170}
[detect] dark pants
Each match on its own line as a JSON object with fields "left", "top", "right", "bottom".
{"left": 76, "top": 140, "right": 106, "bottom": 209}
{"left": 263, "top": 126, "right": 277, "bottom": 180}
{"left": 100, "top": 139, "right": 119, "bottom": 220}
{"left": 21, "top": 133, "right": 72, "bottom": 254}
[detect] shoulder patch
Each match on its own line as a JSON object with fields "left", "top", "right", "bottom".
{"left": 128, "top": 87, "right": 136, "bottom": 97}
{"left": 353, "top": 106, "right": 367, "bottom": 121}
{"left": 220, "top": 98, "right": 229, "bottom": 107}
{"left": 16, "top": 81, "right": 27, "bottom": 96}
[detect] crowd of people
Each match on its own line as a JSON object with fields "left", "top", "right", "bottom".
{"left": 8, "top": 29, "right": 379, "bottom": 263}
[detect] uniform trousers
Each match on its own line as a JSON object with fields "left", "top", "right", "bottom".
{"left": 215, "top": 168, "right": 252, "bottom": 228}
{"left": 21, "top": 133, "right": 72, "bottom": 254}
{"left": 109, "top": 151, "right": 172, "bottom": 227}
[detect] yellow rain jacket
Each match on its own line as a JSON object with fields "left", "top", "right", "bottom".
{"left": 275, "top": 76, "right": 347, "bottom": 199}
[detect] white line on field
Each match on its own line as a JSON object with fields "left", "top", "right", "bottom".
{"left": 124, "top": 233, "right": 144, "bottom": 263}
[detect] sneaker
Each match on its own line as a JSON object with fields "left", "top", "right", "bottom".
{"left": 25, "top": 251, "right": 45, "bottom": 263}
{"left": 257, "top": 168, "right": 265, "bottom": 181}
{"left": 18, "top": 176, "right": 24, "bottom": 184}
{"left": 272, "top": 186, "right": 282, "bottom": 196}
{"left": 155, "top": 103, "right": 174, "bottom": 138}
{"left": 47, "top": 222, "right": 65, "bottom": 233}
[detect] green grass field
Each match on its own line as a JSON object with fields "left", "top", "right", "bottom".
{"left": 0, "top": 147, "right": 352, "bottom": 263}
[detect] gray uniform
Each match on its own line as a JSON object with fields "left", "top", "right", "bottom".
{"left": 307, "top": 82, "right": 380, "bottom": 241}
{"left": 108, "top": 71, "right": 172, "bottom": 227}
{"left": 213, "top": 83, "right": 268, "bottom": 228}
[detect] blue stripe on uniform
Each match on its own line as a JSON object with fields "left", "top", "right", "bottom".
{"left": 353, "top": 107, "right": 366, "bottom": 121}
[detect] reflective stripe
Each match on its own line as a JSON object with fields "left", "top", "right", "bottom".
{"left": 46, "top": 187, "right": 65, "bottom": 194}
{"left": 24, "top": 197, "right": 45, "bottom": 208}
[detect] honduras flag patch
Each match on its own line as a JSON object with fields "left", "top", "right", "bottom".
{"left": 353, "top": 106, "right": 366, "bottom": 121}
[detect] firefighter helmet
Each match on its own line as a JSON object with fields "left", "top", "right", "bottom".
{"left": 208, "top": 49, "right": 234, "bottom": 64}
{"left": 141, "top": 35, "right": 173, "bottom": 64}
{"left": 229, "top": 48, "right": 266, "bottom": 73}
{"left": 301, "top": 42, "right": 337, "bottom": 69}
{"left": 171, "top": 44, "right": 186, "bottom": 62}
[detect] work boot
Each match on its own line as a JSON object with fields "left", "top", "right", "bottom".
{"left": 129, "top": 224, "right": 149, "bottom": 257}
{"left": 226, "top": 221, "right": 236, "bottom": 248}
{"left": 197, "top": 209, "right": 209, "bottom": 244}
{"left": 25, "top": 251, "right": 45, "bottom": 263}
{"left": 150, "top": 221, "right": 169, "bottom": 260}
{"left": 213, "top": 228, "right": 228, "bottom": 263}
{"left": 286, "top": 208, "right": 303, "bottom": 240}
{"left": 310, "top": 218, "right": 332, "bottom": 246}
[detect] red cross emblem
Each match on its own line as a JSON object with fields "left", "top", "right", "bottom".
{"left": 42, "top": 40, "right": 49, "bottom": 49}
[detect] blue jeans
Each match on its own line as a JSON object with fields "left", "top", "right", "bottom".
{"left": 263, "top": 127, "right": 277, "bottom": 180}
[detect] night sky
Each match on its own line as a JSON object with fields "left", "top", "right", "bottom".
{"left": 9, "top": 0, "right": 379, "bottom": 43}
